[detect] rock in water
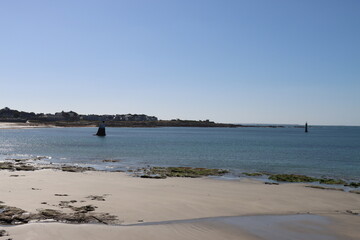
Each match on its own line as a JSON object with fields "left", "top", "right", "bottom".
{"left": 96, "top": 121, "right": 106, "bottom": 136}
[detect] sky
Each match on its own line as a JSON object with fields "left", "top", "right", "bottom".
{"left": 0, "top": 0, "right": 359, "bottom": 125}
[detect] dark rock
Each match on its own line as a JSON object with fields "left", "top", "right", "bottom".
{"left": 0, "top": 205, "right": 29, "bottom": 225}
{"left": 243, "top": 172, "right": 263, "bottom": 177}
{"left": 102, "top": 160, "right": 120, "bottom": 163}
{"left": 0, "top": 162, "right": 14, "bottom": 170}
{"left": 14, "top": 164, "right": 35, "bottom": 171}
{"left": 142, "top": 167, "right": 229, "bottom": 178}
{"left": 345, "top": 182, "right": 360, "bottom": 188}
{"left": 140, "top": 175, "right": 167, "bottom": 179}
{"left": 264, "top": 182, "right": 279, "bottom": 185}
{"left": 0, "top": 230, "right": 8, "bottom": 237}
{"left": 72, "top": 205, "right": 96, "bottom": 213}
{"left": 86, "top": 195, "right": 106, "bottom": 201}
{"left": 319, "top": 178, "right": 346, "bottom": 185}
{"left": 306, "top": 185, "right": 344, "bottom": 191}
{"left": 349, "top": 190, "right": 360, "bottom": 194}
{"left": 61, "top": 166, "right": 95, "bottom": 172}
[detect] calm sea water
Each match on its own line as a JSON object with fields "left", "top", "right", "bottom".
{"left": 0, "top": 127, "right": 359, "bottom": 181}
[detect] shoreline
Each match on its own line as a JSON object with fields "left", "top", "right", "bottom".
{"left": 0, "top": 121, "right": 286, "bottom": 129}
{"left": 0, "top": 168, "right": 359, "bottom": 239}
{"left": 1, "top": 157, "right": 360, "bottom": 190}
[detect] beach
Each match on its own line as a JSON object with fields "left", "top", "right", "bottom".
{"left": 1, "top": 123, "right": 359, "bottom": 239}
{"left": 1, "top": 168, "right": 359, "bottom": 240}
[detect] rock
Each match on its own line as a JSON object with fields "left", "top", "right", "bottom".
{"left": 319, "top": 178, "right": 346, "bottom": 185}
{"left": 243, "top": 172, "right": 263, "bottom": 177}
{"left": 0, "top": 162, "right": 14, "bottom": 170}
{"left": 264, "top": 182, "right": 279, "bottom": 185}
{"left": 140, "top": 174, "right": 167, "bottom": 179}
{"left": 0, "top": 230, "right": 8, "bottom": 237}
{"left": 14, "top": 164, "right": 35, "bottom": 171}
{"left": 0, "top": 205, "right": 29, "bottom": 224}
{"left": 269, "top": 174, "right": 319, "bottom": 183}
{"left": 102, "top": 160, "right": 120, "bottom": 163}
{"left": 54, "top": 194, "right": 69, "bottom": 197}
{"left": 141, "top": 167, "right": 229, "bottom": 178}
{"left": 86, "top": 195, "right": 106, "bottom": 201}
{"left": 346, "top": 210, "right": 360, "bottom": 215}
{"left": 61, "top": 166, "right": 95, "bottom": 172}
{"left": 38, "top": 209, "right": 63, "bottom": 218}
{"left": 72, "top": 205, "right": 96, "bottom": 213}
{"left": 345, "top": 182, "right": 360, "bottom": 188}
{"left": 349, "top": 190, "right": 360, "bottom": 194}
{"left": 306, "top": 185, "right": 344, "bottom": 191}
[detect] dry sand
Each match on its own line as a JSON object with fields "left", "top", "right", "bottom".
{"left": 0, "top": 169, "right": 359, "bottom": 239}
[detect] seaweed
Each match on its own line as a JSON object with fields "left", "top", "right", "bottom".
{"left": 269, "top": 174, "right": 319, "bottom": 183}
{"left": 141, "top": 167, "right": 229, "bottom": 179}
{"left": 242, "top": 172, "right": 263, "bottom": 177}
{"left": 319, "top": 178, "right": 346, "bottom": 185}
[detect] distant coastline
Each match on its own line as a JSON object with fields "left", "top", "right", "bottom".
{"left": 0, "top": 107, "right": 285, "bottom": 128}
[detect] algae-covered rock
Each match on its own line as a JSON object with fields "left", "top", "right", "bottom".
{"left": 243, "top": 172, "right": 263, "bottom": 177}
{"left": 61, "top": 166, "right": 95, "bottom": 172}
{"left": 269, "top": 174, "right": 319, "bottom": 183}
{"left": 319, "top": 178, "right": 346, "bottom": 185}
{"left": 144, "top": 167, "right": 229, "bottom": 178}
{"left": 345, "top": 182, "right": 360, "bottom": 188}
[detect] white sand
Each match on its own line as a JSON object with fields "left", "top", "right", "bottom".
{"left": 0, "top": 170, "right": 359, "bottom": 239}
{"left": 0, "top": 122, "right": 52, "bottom": 129}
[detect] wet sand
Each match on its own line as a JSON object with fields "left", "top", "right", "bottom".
{"left": 0, "top": 169, "right": 359, "bottom": 239}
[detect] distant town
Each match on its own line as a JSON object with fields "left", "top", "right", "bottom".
{"left": 0, "top": 107, "right": 158, "bottom": 122}
{"left": 0, "top": 107, "right": 237, "bottom": 128}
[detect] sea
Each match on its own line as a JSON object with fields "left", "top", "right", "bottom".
{"left": 0, "top": 126, "right": 359, "bottom": 181}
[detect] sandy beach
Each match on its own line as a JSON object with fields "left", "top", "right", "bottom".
{"left": 0, "top": 122, "right": 53, "bottom": 129}
{"left": 0, "top": 169, "right": 359, "bottom": 240}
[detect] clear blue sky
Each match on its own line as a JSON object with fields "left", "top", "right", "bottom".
{"left": 0, "top": 0, "right": 359, "bottom": 125}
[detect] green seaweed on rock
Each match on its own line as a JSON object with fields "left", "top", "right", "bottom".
{"left": 242, "top": 172, "right": 264, "bottom": 177}
{"left": 141, "top": 167, "right": 229, "bottom": 178}
{"left": 269, "top": 174, "right": 319, "bottom": 183}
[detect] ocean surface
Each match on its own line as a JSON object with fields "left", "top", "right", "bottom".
{"left": 0, "top": 126, "right": 359, "bottom": 181}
